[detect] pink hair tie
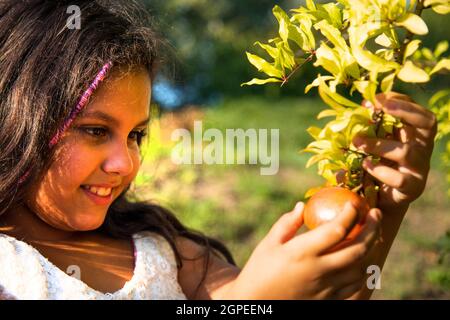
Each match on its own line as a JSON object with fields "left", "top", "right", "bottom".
{"left": 18, "top": 61, "right": 113, "bottom": 185}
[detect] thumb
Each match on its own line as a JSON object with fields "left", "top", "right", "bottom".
{"left": 267, "top": 202, "right": 304, "bottom": 245}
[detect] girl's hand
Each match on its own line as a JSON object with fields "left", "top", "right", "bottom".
{"left": 227, "top": 202, "right": 382, "bottom": 299}
{"left": 353, "top": 92, "right": 438, "bottom": 212}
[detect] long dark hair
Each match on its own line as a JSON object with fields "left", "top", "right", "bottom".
{"left": 0, "top": 0, "right": 235, "bottom": 298}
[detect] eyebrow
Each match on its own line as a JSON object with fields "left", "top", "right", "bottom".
{"left": 80, "top": 110, "right": 150, "bottom": 127}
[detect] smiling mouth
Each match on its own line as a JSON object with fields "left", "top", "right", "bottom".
{"left": 80, "top": 185, "right": 115, "bottom": 205}
{"left": 81, "top": 185, "right": 113, "bottom": 197}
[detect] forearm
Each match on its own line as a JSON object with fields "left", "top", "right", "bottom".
{"left": 350, "top": 204, "right": 409, "bottom": 299}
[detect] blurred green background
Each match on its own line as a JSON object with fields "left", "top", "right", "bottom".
{"left": 133, "top": 0, "right": 450, "bottom": 299}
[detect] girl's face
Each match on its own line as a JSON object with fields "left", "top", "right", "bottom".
{"left": 25, "top": 68, "right": 151, "bottom": 232}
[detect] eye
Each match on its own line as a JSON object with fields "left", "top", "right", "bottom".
{"left": 79, "top": 126, "right": 147, "bottom": 144}
{"left": 83, "top": 127, "right": 108, "bottom": 138}
{"left": 129, "top": 129, "right": 148, "bottom": 144}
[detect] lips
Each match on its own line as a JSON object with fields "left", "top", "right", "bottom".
{"left": 80, "top": 185, "right": 116, "bottom": 206}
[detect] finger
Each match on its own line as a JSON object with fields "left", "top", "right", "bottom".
{"left": 320, "top": 209, "right": 381, "bottom": 271}
{"left": 331, "top": 279, "right": 365, "bottom": 300}
{"left": 376, "top": 97, "right": 437, "bottom": 132}
{"left": 377, "top": 92, "right": 415, "bottom": 103}
{"left": 326, "top": 266, "right": 366, "bottom": 290}
{"left": 266, "top": 202, "right": 304, "bottom": 245}
{"left": 286, "top": 202, "right": 360, "bottom": 256}
{"left": 362, "top": 158, "right": 424, "bottom": 193}
{"left": 362, "top": 92, "right": 414, "bottom": 110}
{"left": 353, "top": 136, "right": 425, "bottom": 167}
{"left": 396, "top": 124, "right": 435, "bottom": 150}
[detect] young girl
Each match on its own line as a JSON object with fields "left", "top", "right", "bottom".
{"left": 0, "top": 0, "right": 437, "bottom": 300}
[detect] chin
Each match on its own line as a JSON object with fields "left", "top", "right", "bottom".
{"left": 69, "top": 213, "right": 106, "bottom": 231}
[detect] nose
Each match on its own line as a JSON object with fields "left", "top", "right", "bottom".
{"left": 102, "top": 141, "right": 135, "bottom": 177}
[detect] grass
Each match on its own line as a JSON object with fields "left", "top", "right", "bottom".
{"left": 135, "top": 96, "right": 450, "bottom": 299}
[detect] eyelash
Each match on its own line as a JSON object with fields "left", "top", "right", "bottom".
{"left": 80, "top": 127, "right": 147, "bottom": 144}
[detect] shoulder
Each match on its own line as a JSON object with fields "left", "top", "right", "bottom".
{"left": 0, "top": 234, "right": 48, "bottom": 299}
{"left": 174, "top": 236, "right": 241, "bottom": 300}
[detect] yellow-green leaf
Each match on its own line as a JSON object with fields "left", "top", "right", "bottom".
{"left": 273, "top": 5, "right": 290, "bottom": 43}
{"left": 306, "top": 154, "right": 329, "bottom": 168}
{"left": 432, "top": 4, "right": 450, "bottom": 14}
{"left": 375, "top": 33, "right": 392, "bottom": 48}
{"left": 434, "top": 41, "right": 449, "bottom": 58}
{"left": 424, "top": 0, "right": 449, "bottom": 6}
{"left": 307, "top": 126, "right": 322, "bottom": 139}
{"left": 305, "top": 186, "right": 323, "bottom": 199}
{"left": 430, "top": 58, "right": 450, "bottom": 75}
{"left": 305, "top": 76, "right": 334, "bottom": 93}
{"left": 319, "top": 77, "right": 361, "bottom": 108}
{"left": 241, "top": 78, "right": 282, "bottom": 87}
{"left": 306, "top": 0, "right": 317, "bottom": 11}
{"left": 314, "top": 20, "right": 347, "bottom": 50}
{"left": 349, "top": 23, "right": 399, "bottom": 73}
{"left": 398, "top": 61, "right": 430, "bottom": 83}
{"left": 424, "top": 0, "right": 450, "bottom": 14}
{"left": 381, "top": 73, "right": 396, "bottom": 92}
{"left": 317, "top": 109, "right": 338, "bottom": 119}
{"left": 395, "top": 13, "right": 428, "bottom": 35}
{"left": 404, "top": 40, "right": 421, "bottom": 62}
{"left": 245, "top": 52, "right": 283, "bottom": 78}
{"left": 314, "top": 43, "right": 341, "bottom": 76}
{"left": 254, "top": 41, "right": 278, "bottom": 60}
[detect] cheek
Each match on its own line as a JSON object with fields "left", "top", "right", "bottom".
{"left": 28, "top": 145, "right": 94, "bottom": 205}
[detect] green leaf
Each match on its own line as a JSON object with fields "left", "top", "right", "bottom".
{"left": 245, "top": 52, "right": 284, "bottom": 78}
{"left": 424, "top": 0, "right": 450, "bottom": 14}
{"left": 314, "top": 43, "right": 341, "bottom": 76}
{"left": 353, "top": 80, "right": 377, "bottom": 102}
{"left": 314, "top": 20, "right": 347, "bottom": 50}
{"left": 404, "top": 40, "right": 421, "bottom": 62}
{"left": 254, "top": 41, "right": 278, "bottom": 60}
{"left": 398, "top": 61, "right": 430, "bottom": 83}
{"left": 430, "top": 58, "right": 450, "bottom": 75}
{"left": 273, "top": 5, "right": 290, "bottom": 43}
{"left": 349, "top": 23, "right": 399, "bottom": 73}
{"left": 317, "top": 109, "right": 338, "bottom": 119}
{"left": 306, "top": 0, "right": 317, "bottom": 11}
{"left": 424, "top": 0, "right": 449, "bottom": 6}
{"left": 275, "top": 41, "right": 296, "bottom": 71}
{"left": 306, "top": 154, "right": 330, "bottom": 168}
{"left": 241, "top": 78, "right": 282, "bottom": 87}
{"left": 422, "top": 48, "right": 434, "bottom": 61}
{"left": 305, "top": 75, "right": 334, "bottom": 93}
{"left": 328, "top": 118, "right": 351, "bottom": 132}
{"left": 305, "top": 186, "right": 324, "bottom": 199}
{"left": 375, "top": 33, "right": 392, "bottom": 48}
{"left": 395, "top": 13, "right": 429, "bottom": 35}
{"left": 432, "top": 4, "right": 450, "bottom": 14}
{"left": 381, "top": 73, "right": 396, "bottom": 92}
{"left": 322, "top": 2, "right": 342, "bottom": 28}
{"left": 307, "top": 126, "right": 323, "bottom": 139}
{"left": 319, "top": 77, "right": 361, "bottom": 108}
{"left": 298, "top": 21, "right": 316, "bottom": 51}
{"left": 434, "top": 41, "right": 449, "bottom": 58}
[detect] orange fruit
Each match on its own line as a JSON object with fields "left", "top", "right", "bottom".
{"left": 304, "top": 186, "right": 370, "bottom": 241}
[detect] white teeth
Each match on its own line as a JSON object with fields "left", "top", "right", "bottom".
{"left": 83, "top": 185, "right": 112, "bottom": 197}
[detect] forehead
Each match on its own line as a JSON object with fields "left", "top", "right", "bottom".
{"left": 79, "top": 68, "right": 151, "bottom": 122}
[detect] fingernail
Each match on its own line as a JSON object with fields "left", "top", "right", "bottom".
{"left": 363, "top": 158, "right": 374, "bottom": 169}
{"left": 372, "top": 209, "right": 382, "bottom": 221}
{"left": 293, "top": 202, "right": 304, "bottom": 215}
{"left": 363, "top": 100, "right": 374, "bottom": 109}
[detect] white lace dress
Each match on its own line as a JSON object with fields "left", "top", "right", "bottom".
{"left": 0, "top": 231, "right": 187, "bottom": 300}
